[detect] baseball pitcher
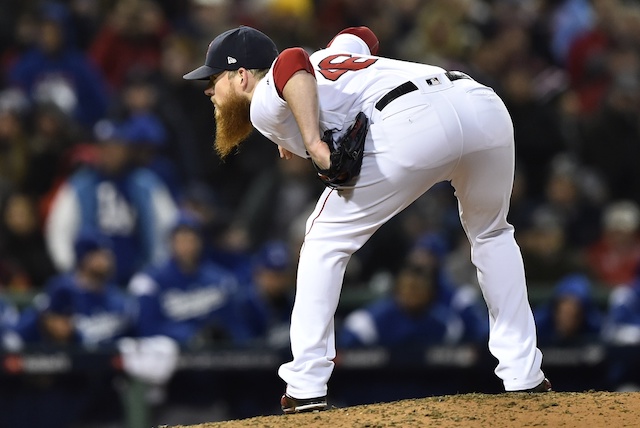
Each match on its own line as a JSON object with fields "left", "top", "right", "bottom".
{"left": 184, "top": 25, "right": 551, "bottom": 414}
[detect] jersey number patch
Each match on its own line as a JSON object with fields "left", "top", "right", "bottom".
{"left": 318, "top": 54, "right": 378, "bottom": 81}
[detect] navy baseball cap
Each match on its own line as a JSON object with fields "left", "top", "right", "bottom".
{"left": 171, "top": 210, "right": 203, "bottom": 234}
{"left": 74, "top": 230, "right": 112, "bottom": 263}
{"left": 183, "top": 26, "right": 279, "bottom": 81}
{"left": 255, "top": 240, "right": 291, "bottom": 271}
{"left": 120, "top": 114, "right": 167, "bottom": 147}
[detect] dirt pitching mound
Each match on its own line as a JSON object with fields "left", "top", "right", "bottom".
{"left": 173, "top": 391, "right": 640, "bottom": 428}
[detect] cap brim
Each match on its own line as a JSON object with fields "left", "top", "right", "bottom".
{"left": 183, "top": 65, "right": 223, "bottom": 81}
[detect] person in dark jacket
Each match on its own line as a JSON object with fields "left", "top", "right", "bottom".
{"left": 233, "top": 240, "right": 295, "bottom": 349}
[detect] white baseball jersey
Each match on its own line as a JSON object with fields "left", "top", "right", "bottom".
{"left": 251, "top": 33, "right": 447, "bottom": 158}
{"left": 250, "top": 28, "right": 545, "bottom": 399}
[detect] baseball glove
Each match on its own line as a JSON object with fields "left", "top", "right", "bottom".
{"left": 314, "top": 111, "right": 369, "bottom": 188}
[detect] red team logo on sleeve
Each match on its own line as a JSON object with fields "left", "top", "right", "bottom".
{"left": 318, "top": 54, "right": 378, "bottom": 81}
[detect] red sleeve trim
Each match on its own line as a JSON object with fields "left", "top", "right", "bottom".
{"left": 273, "top": 47, "right": 316, "bottom": 99}
{"left": 327, "top": 26, "right": 379, "bottom": 55}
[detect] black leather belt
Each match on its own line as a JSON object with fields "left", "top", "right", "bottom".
{"left": 374, "top": 71, "right": 471, "bottom": 111}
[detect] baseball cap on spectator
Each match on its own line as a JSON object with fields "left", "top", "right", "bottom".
{"left": 412, "top": 232, "right": 450, "bottom": 261}
{"left": 183, "top": 26, "right": 279, "bottom": 80}
{"left": 120, "top": 114, "right": 167, "bottom": 147}
{"left": 93, "top": 116, "right": 167, "bottom": 147}
{"left": 553, "top": 274, "right": 592, "bottom": 306}
{"left": 93, "top": 119, "right": 134, "bottom": 145}
{"left": 182, "top": 181, "right": 220, "bottom": 209}
{"left": 74, "top": 230, "right": 112, "bottom": 264}
{"left": 255, "top": 240, "right": 291, "bottom": 271}
{"left": 171, "top": 210, "right": 203, "bottom": 234}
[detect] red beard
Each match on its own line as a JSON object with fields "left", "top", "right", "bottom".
{"left": 213, "top": 88, "right": 254, "bottom": 159}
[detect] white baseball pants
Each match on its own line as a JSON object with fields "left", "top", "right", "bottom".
{"left": 279, "top": 75, "right": 545, "bottom": 398}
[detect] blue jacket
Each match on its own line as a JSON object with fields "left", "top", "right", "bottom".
{"left": 16, "top": 273, "right": 134, "bottom": 346}
{"left": 128, "top": 258, "right": 246, "bottom": 346}
{"left": 233, "top": 286, "right": 294, "bottom": 348}
{"left": 608, "top": 278, "right": 640, "bottom": 324}
{"left": 50, "top": 166, "right": 177, "bottom": 285}
{"left": 338, "top": 297, "right": 466, "bottom": 349}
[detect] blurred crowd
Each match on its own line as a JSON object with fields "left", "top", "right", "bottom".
{"left": 2, "top": 0, "right": 640, "bottom": 423}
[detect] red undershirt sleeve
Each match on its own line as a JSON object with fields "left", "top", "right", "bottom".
{"left": 327, "top": 26, "right": 380, "bottom": 56}
{"left": 273, "top": 47, "right": 316, "bottom": 100}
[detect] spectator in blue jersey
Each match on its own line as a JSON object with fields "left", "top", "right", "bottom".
{"left": 5, "top": 2, "right": 109, "bottom": 128}
{"left": 45, "top": 119, "right": 178, "bottom": 286}
{"left": 234, "top": 240, "right": 295, "bottom": 349}
{"left": 0, "top": 295, "right": 21, "bottom": 351}
{"left": 602, "top": 269, "right": 640, "bottom": 390}
{"left": 15, "top": 230, "right": 135, "bottom": 348}
{"left": 604, "top": 275, "right": 640, "bottom": 345}
{"left": 127, "top": 212, "right": 244, "bottom": 348}
{"left": 533, "top": 273, "right": 603, "bottom": 346}
{"left": 338, "top": 262, "right": 471, "bottom": 349}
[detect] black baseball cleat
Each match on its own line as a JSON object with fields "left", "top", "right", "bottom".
{"left": 281, "top": 394, "right": 328, "bottom": 414}
{"left": 514, "top": 378, "right": 553, "bottom": 393}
